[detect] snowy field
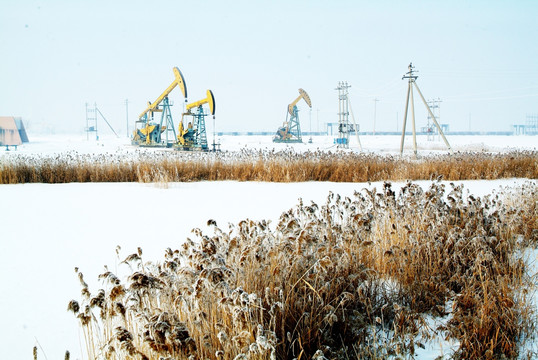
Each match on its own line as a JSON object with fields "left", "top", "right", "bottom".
{"left": 1, "top": 133, "right": 537, "bottom": 156}
{"left": 0, "top": 134, "right": 537, "bottom": 359}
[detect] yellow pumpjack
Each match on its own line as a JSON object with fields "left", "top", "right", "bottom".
{"left": 132, "top": 67, "right": 188, "bottom": 147}
{"left": 131, "top": 66, "right": 216, "bottom": 151}
{"left": 273, "top": 88, "right": 312, "bottom": 143}
{"left": 177, "top": 90, "right": 216, "bottom": 151}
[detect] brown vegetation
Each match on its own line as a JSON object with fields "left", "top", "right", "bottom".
{"left": 68, "top": 181, "right": 538, "bottom": 359}
{"left": 1, "top": 150, "right": 537, "bottom": 184}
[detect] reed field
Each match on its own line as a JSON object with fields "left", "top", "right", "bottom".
{"left": 66, "top": 180, "right": 538, "bottom": 360}
{"left": 1, "top": 149, "right": 537, "bottom": 184}
{"left": 9, "top": 141, "right": 536, "bottom": 358}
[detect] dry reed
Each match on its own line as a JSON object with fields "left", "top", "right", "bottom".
{"left": 68, "top": 180, "right": 538, "bottom": 359}
{"left": 2, "top": 150, "right": 537, "bottom": 184}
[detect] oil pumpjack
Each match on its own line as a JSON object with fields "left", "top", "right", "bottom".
{"left": 132, "top": 67, "right": 187, "bottom": 147}
{"left": 177, "top": 90, "right": 216, "bottom": 151}
{"left": 132, "top": 66, "right": 216, "bottom": 151}
{"left": 273, "top": 88, "right": 312, "bottom": 143}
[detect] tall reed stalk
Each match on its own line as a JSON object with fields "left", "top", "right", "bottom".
{"left": 68, "top": 181, "right": 537, "bottom": 359}
{"left": 2, "top": 150, "right": 537, "bottom": 184}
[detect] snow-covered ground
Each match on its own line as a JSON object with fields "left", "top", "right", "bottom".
{"left": 0, "top": 134, "right": 536, "bottom": 359}
{"left": 1, "top": 133, "right": 536, "bottom": 156}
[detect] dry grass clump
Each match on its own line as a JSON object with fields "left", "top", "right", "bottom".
{"left": 68, "top": 180, "right": 537, "bottom": 359}
{"left": 2, "top": 149, "right": 537, "bottom": 184}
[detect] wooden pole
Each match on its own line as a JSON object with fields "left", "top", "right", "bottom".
{"left": 413, "top": 82, "right": 452, "bottom": 152}
{"left": 410, "top": 82, "right": 417, "bottom": 156}
{"left": 400, "top": 81, "right": 411, "bottom": 154}
{"left": 348, "top": 95, "right": 363, "bottom": 151}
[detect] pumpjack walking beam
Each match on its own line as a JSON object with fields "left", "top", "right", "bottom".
{"left": 139, "top": 67, "right": 187, "bottom": 121}
{"left": 400, "top": 63, "right": 452, "bottom": 155}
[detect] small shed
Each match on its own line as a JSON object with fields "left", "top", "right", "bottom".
{"left": 0, "top": 116, "right": 29, "bottom": 147}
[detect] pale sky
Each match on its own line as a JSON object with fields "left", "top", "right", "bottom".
{"left": 1, "top": 0, "right": 537, "bottom": 135}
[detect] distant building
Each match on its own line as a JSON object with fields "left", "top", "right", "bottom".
{"left": 0, "top": 116, "right": 29, "bottom": 148}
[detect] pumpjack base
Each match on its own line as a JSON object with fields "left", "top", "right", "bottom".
{"left": 131, "top": 140, "right": 174, "bottom": 148}
{"left": 173, "top": 145, "right": 208, "bottom": 152}
{"left": 272, "top": 138, "right": 303, "bottom": 144}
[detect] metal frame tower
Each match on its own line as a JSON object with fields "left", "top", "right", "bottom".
{"left": 273, "top": 105, "right": 303, "bottom": 143}
{"left": 159, "top": 97, "right": 178, "bottom": 147}
{"left": 85, "top": 103, "right": 98, "bottom": 140}
{"left": 336, "top": 81, "right": 351, "bottom": 149}
{"left": 287, "top": 105, "right": 303, "bottom": 143}
{"left": 85, "top": 103, "right": 118, "bottom": 140}
{"left": 192, "top": 105, "right": 208, "bottom": 151}
{"left": 425, "top": 98, "right": 441, "bottom": 141}
{"left": 526, "top": 114, "right": 538, "bottom": 135}
{"left": 400, "top": 63, "right": 452, "bottom": 155}
{"left": 180, "top": 105, "right": 209, "bottom": 151}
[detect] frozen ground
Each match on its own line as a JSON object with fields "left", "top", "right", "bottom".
{"left": 0, "top": 133, "right": 536, "bottom": 156}
{"left": 0, "top": 134, "right": 536, "bottom": 359}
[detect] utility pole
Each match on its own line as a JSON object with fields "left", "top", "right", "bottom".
{"left": 308, "top": 108, "right": 313, "bottom": 143}
{"left": 348, "top": 93, "right": 363, "bottom": 151}
{"left": 400, "top": 62, "right": 452, "bottom": 155}
{"left": 85, "top": 102, "right": 89, "bottom": 140}
{"left": 317, "top": 108, "right": 320, "bottom": 133}
{"left": 373, "top": 98, "right": 379, "bottom": 135}
{"left": 95, "top": 104, "right": 119, "bottom": 137}
{"left": 125, "top": 99, "right": 129, "bottom": 138}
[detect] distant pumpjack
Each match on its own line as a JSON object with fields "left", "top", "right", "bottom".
{"left": 132, "top": 66, "right": 187, "bottom": 147}
{"left": 273, "top": 88, "right": 312, "bottom": 143}
{"left": 177, "top": 90, "right": 216, "bottom": 151}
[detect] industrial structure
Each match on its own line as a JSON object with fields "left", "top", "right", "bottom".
{"left": 273, "top": 88, "right": 312, "bottom": 143}
{"left": 85, "top": 103, "right": 119, "bottom": 140}
{"left": 0, "top": 116, "right": 29, "bottom": 150}
{"left": 334, "top": 82, "right": 362, "bottom": 150}
{"left": 132, "top": 66, "right": 215, "bottom": 151}
{"left": 400, "top": 63, "right": 452, "bottom": 155}
{"left": 513, "top": 115, "right": 538, "bottom": 135}
{"left": 422, "top": 98, "right": 441, "bottom": 141}
{"left": 178, "top": 90, "right": 215, "bottom": 151}
{"left": 133, "top": 67, "right": 187, "bottom": 147}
